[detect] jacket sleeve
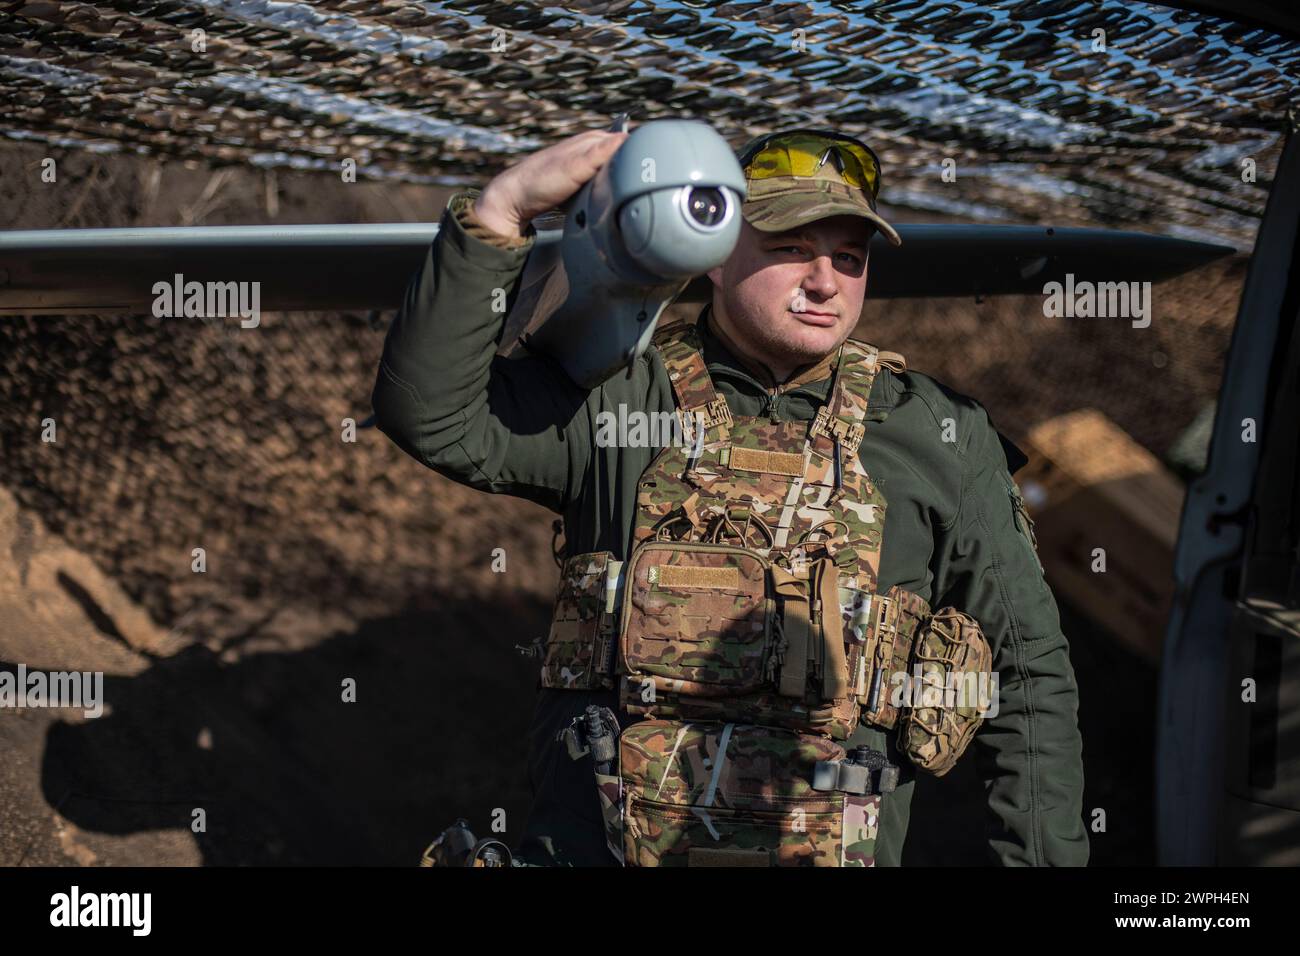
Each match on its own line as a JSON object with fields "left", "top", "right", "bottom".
{"left": 371, "top": 190, "right": 594, "bottom": 514}
{"left": 930, "top": 402, "right": 1090, "bottom": 866}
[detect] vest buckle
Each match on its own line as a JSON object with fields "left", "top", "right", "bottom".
{"left": 875, "top": 594, "right": 896, "bottom": 636}
{"left": 811, "top": 407, "right": 865, "bottom": 456}
{"left": 698, "top": 397, "right": 732, "bottom": 430}
{"left": 811, "top": 747, "right": 899, "bottom": 795}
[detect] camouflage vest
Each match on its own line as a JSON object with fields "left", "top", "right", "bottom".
{"left": 542, "top": 320, "right": 991, "bottom": 867}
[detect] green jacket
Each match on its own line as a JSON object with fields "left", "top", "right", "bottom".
{"left": 372, "top": 191, "right": 1089, "bottom": 866}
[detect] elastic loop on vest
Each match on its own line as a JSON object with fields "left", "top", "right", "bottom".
{"left": 794, "top": 518, "right": 850, "bottom": 550}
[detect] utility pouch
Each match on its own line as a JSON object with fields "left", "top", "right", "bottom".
{"left": 620, "top": 540, "right": 772, "bottom": 700}
{"left": 541, "top": 551, "right": 620, "bottom": 691}
{"left": 844, "top": 584, "right": 933, "bottom": 730}
{"left": 896, "top": 607, "right": 994, "bottom": 776}
{"left": 618, "top": 719, "right": 887, "bottom": 867}
{"left": 771, "top": 558, "right": 851, "bottom": 704}
{"left": 619, "top": 540, "right": 857, "bottom": 738}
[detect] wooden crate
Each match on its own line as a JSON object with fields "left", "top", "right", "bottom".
{"left": 1015, "top": 409, "right": 1185, "bottom": 663}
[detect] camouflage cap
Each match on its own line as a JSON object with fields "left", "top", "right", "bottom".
{"left": 737, "top": 131, "right": 902, "bottom": 247}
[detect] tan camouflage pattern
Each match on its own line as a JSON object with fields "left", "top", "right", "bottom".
{"left": 541, "top": 551, "right": 616, "bottom": 691}
{"left": 618, "top": 720, "right": 874, "bottom": 867}
{"left": 622, "top": 680, "right": 861, "bottom": 740}
{"left": 809, "top": 339, "right": 880, "bottom": 461}
{"left": 645, "top": 327, "right": 886, "bottom": 594}
{"left": 839, "top": 584, "right": 873, "bottom": 645}
{"left": 620, "top": 541, "right": 770, "bottom": 694}
{"left": 545, "top": 320, "right": 986, "bottom": 863}
{"left": 593, "top": 770, "right": 625, "bottom": 864}
{"left": 614, "top": 323, "right": 895, "bottom": 863}
{"left": 841, "top": 794, "right": 881, "bottom": 867}
{"left": 743, "top": 177, "right": 903, "bottom": 248}
{"left": 897, "top": 607, "right": 994, "bottom": 776}
{"left": 612, "top": 321, "right": 895, "bottom": 747}
{"left": 657, "top": 327, "right": 733, "bottom": 439}
{"left": 619, "top": 544, "right": 867, "bottom": 739}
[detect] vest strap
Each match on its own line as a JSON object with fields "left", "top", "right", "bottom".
{"left": 654, "top": 321, "right": 894, "bottom": 470}
{"left": 656, "top": 323, "right": 733, "bottom": 441}
{"left": 877, "top": 350, "right": 907, "bottom": 374}
{"left": 808, "top": 340, "right": 880, "bottom": 459}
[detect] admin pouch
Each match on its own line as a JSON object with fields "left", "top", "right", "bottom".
{"left": 896, "top": 607, "right": 994, "bottom": 776}
{"left": 540, "top": 551, "right": 620, "bottom": 691}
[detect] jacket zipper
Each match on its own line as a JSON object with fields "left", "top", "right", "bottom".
{"left": 711, "top": 364, "right": 825, "bottom": 420}
{"left": 762, "top": 380, "right": 803, "bottom": 419}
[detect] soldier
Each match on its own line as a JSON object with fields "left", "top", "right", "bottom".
{"left": 373, "top": 126, "right": 1088, "bottom": 867}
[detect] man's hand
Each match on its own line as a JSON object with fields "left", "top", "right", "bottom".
{"left": 473, "top": 129, "right": 630, "bottom": 238}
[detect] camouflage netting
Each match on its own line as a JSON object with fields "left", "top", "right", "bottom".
{"left": 2, "top": 0, "right": 1297, "bottom": 248}
{"left": 1, "top": 159, "right": 564, "bottom": 650}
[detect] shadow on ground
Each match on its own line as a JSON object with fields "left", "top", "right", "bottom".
{"left": 35, "top": 593, "right": 548, "bottom": 866}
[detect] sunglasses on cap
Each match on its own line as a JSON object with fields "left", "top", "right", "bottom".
{"left": 738, "top": 129, "right": 883, "bottom": 199}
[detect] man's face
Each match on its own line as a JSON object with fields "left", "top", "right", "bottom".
{"left": 706, "top": 214, "right": 871, "bottom": 368}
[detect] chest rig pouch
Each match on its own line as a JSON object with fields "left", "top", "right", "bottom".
{"left": 541, "top": 322, "right": 993, "bottom": 866}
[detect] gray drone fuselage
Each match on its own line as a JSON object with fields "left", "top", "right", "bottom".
{"left": 503, "top": 120, "right": 747, "bottom": 389}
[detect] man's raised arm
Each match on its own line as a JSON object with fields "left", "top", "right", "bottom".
{"left": 370, "top": 130, "right": 627, "bottom": 513}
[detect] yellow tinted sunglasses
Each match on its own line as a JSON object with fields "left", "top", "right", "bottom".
{"left": 740, "top": 130, "right": 883, "bottom": 199}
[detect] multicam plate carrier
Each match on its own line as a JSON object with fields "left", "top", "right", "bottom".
{"left": 542, "top": 321, "right": 991, "bottom": 867}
